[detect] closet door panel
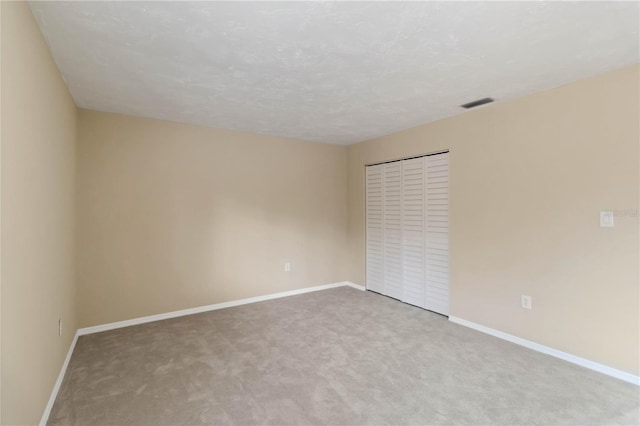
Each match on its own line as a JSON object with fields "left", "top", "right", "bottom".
{"left": 366, "top": 152, "right": 450, "bottom": 316}
{"left": 365, "top": 165, "right": 384, "bottom": 293}
{"left": 401, "top": 157, "right": 426, "bottom": 308}
{"left": 383, "top": 162, "right": 403, "bottom": 300}
{"left": 425, "top": 153, "right": 450, "bottom": 315}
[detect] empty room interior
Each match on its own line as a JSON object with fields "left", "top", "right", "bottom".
{"left": 1, "top": 1, "right": 639, "bottom": 425}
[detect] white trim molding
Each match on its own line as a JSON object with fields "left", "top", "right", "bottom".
{"left": 78, "top": 281, "right": 365, "bottom": 336}
{"left": 449, "top": 316, "right": 639, "bottom": 386}
{"left": 42, "top": 281, "right": 365, "bottom": 424}
{"left": 344, "top": 281, "right": 366, "bottom": 291}
{"left": 39, "top": 331, "right": 79, "bottom": 426}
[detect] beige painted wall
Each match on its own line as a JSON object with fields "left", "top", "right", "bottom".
{"left": 0, "top": 5, "right": 637, "bottom": 421}
{"left": 0, "top": 3, "right": 3, "bottom": 421}
{"left": 1, "top": 2, "right": 78, "bottom": 424}
{"left": 77, "top": 110, "right": 347, "bottom": 327}
{"left": 347, "top": 64, "right": 640, "bottom": 375}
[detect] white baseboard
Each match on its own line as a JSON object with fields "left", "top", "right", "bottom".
{"left": 41, "top": 285, "right": 635, "bottom": 426}
{"left": 449, "top": 316, "right": 639, "bottom": 386}
{"left": 42, "top": 281, "right": 363, "bottom": 424}
{"left": 78, "top": 281, "right": 363, "bottom": 336}
{"left": 344, "top": 281, "right": 366, "bottom": 291}
{"left": 39, "top": 331, "right": 79, "bottom": 426}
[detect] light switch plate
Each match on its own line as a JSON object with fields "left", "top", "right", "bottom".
{"left": 600, "top": 211, "right": 614, "bottom": 227}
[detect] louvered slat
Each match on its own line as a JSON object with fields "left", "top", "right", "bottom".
{"left": 425, "top": 152, "right": 449, "bottom": 315}
{"left": 400, "top": 157, "right": 425, "bottom": 308}
{"left": 365, "top": 165, "right": 384, "bottom": 293}
{"left": 383, "top": 162, "right": 403, "bottom": 300}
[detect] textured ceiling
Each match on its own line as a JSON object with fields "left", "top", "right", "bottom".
{"left": 30, "top": 1, "right": 639, "bottom": 145}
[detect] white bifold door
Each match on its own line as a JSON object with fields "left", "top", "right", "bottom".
{"left": 365, "top": 152, "right": 449, "bottom": 316}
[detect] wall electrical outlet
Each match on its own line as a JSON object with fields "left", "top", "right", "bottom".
{"left": 284, "top": 262, "right": 291, "bottom": 272}
{"left": 58, "top": 318, "right": 63, "bottom": 336}
{"left": 521, "top": 295, "right": 532, "bottom": 310}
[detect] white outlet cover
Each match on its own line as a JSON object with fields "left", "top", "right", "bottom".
{"left": 600, "top": 211, "right": 614, "bottom": 227}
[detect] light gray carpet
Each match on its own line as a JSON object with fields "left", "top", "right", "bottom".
{"left": 49, "top": 287, "right": 639, "bottom": 425}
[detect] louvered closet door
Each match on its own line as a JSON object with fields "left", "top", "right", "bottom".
{"left": 425, "top": 153, "right": 450, "bottom": 315}
{"left": 365, "top": 165, "right": 384, "bottom": 293}
{"left": 401, "top": 158, "right": 426, "bottom": 308}
{"left": 365, "top": 152, "right": 449, "bottom": 316}
{"left": 382, "top": 162, "right": 403, "bottom": 300}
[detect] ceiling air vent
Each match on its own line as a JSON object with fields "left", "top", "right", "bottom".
{"left": 461, "top": 97, "right": 494, "bottom": 109}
